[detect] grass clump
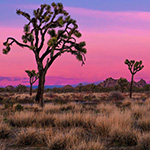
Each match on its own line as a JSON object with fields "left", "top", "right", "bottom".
{"left": 47, "top": 129, "right": 80, "bottom": 150}
{"left": 0, "top": 121, "right": 11, "bottom": 138}
{"left": 94, "top": 115, "right": 111, "bottom": 136}
{"left": 15, "top": 127, "right": 50, "bottom": 146}
{"left": 136, "top": 117, "right": 150, "bottom": 132}
{"left": 138, "top": 133, "right": 150, "bottom": 150}
{"left": 110, "top": 126, "right": 138, "bottom": 146}
{"left": 76, "top": 140, "right": 105, "bottom": 150}
{"left": 9, "top": 111, "right": 35, "bottom": 127}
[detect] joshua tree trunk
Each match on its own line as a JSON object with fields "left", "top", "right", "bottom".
{"left": 30, "top": 83, "right": 33, "bottom": 96}
{"left": 130, "top": 74, "right": 134, "bottom": 98}
{"left": 36, "top": 70, "right": 46, "bottom": 107}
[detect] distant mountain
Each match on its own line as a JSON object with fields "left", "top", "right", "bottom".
{"left": 97, "top": 77, "right": 146, "bottom": 88}
{"left": 30, "top": 78, "right": 146, "bottom": 89}
{"left": 1, "top": 78, "right": 146, "bottom": 89}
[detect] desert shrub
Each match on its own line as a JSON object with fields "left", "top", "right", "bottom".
{"left": 136, "top": 118, "right": 150, "bottom": 131}
{"left": 110, "top": 126, "right": 138, "bottom": 146}
{"left": 131, "top": 104, "right": 147, "bottom": 120}
{"left": 97, "top": 103, "right": 117, "bottom": 115}
{"left": 4, "top": 103, "right": 13, "bottom": 109}
{"left": 138, "top": 133, "right": 150, "bottom": 150}
{"left": 14, "top": 104, "right": 23, "bottom": 111}
{"left": 76, "top": 140, "right": 105, "bottom": 150}
{"left": 15, "top": 127, "right": 49, "bottom": 146}
{"left": 108, "top": 91, "right": 124, "bottom": 101}
{"left": 48, "top": 133, "right": 68, "bottom": 150}
{"left": 94, "top": 115, "right": 111, "bottom": 136}
{"left": 15, "top": 84, "right": 28, "bottom": 93}
{"left": 0, "top": 142, "right": 5, "bottom": 150}
{"left": 36, "top": 113, "right": 55, "bottom": 127}
{"left": 44, "top": 104, "right": 62, "bottom": 114}
{"left": 9, "top": 111, "right": 35, "bottom": 127}
{"left": 53, "top": 97, "right": 68, "bottom": 105}
{"left": 54, "top": 112, "right": 95, "bottom": 129}
{"left": 0, "top": 122, "right": 11, "bottom": 138}
{"left": 47, "top": 128, "right": 84, "bottom": 150}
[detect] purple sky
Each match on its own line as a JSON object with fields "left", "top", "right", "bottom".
{"left": 0, "top": 0, "right": 150, "bottom": 86}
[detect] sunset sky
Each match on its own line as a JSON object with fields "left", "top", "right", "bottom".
{"left": 0, "top": 0, "right": 150, "bottom": 86}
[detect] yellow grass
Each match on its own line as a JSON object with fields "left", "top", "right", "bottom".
{"left": 2, "top": 92, "right": 150, "bottom": 149}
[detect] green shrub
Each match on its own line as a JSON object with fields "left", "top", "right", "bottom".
{"left": 15, "top": 104, "right": 23, "bottom": 111}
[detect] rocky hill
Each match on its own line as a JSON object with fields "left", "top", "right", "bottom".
{"left": 98, "top": 77, "right": 146, "bottom": 88}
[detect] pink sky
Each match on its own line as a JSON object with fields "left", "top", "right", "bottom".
{"left": 1, "top": 7, "right": 150, "bottom": 86}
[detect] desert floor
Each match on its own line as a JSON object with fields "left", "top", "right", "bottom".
{"left": 0, "top": 92, "right": 150, "bottom": 150}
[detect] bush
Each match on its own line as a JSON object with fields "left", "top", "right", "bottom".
{"left": 138, "top": 133, "right": 150, "bottom": 150}
{"left": 76, "top": 141, "right": 105, "bottom": 150}
{"left": 110, "top": 127, "right": 138, "bottom": 146}
{"left": 15, "top": 84, "right": 28, "bottom": 93}
{"left": 14, "top": 104, "right": 23, "bottom": 111}
{"left": 15, "top": 127, "right": 48, "bottom": 146}
{"left": 137, "top": 118, "right": 150, "bottom": 131}
{"left": 108, "top": 91, "right": 124, "bottom": 101}
{"left": 0, "top": 122, "right": 11, "bottom": 138}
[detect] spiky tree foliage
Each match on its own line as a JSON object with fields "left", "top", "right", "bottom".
{"left": 124, "top": 59, "right": 144, "bottom": 98}
{"left": 3, "top": 3, "right": 86, "bottom": 107}
{"left": 25, "top": 70, "right": 39, "bottom": 96}
{"left": 117, "top": 77, "right": 128, "bottom": 93}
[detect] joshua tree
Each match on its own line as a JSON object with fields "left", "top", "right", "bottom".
{"left": 78, "top": 83, "right": 83, "bottom": 92}
{"left": 25, "top": 70, "right": 39, "bottom": 96}
{"left": 124, "top": 59, "right": 144, "bottom": 98}
{"left": 3, "top": 3, "right": 86, "bottom": 107}
{"left": 117, "top": 77, "right": 128, "bottom": 93}
{"left": 91, "top": 83, "right": 96, "bottom": 93}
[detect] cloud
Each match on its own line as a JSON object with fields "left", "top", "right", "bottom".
{"left": 0, "top": 76, "right": 84, "bottom": 87}
{"left": 0, "top": 76, "right": 28, "bottom": 82}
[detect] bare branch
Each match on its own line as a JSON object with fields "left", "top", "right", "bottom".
{"left": 6, "top": 37, "right": 30, "bottom": 48}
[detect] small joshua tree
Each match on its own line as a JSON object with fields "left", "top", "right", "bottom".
{"left": 3, "top": 3, "right": 86, "bottom": 107}
{"left": 125, "top": 59, "right": 144, "bottom": 98}
{"left": 78, "top": 83, "right": 83, "bottom": 92}
{"left": 91, "top": 83, "right": 96, "bottom": 93}
{"left": 117, "top": 77, "right": 128, "bottom": 93}
{"left": 25, "top": 70, "right": 39, "bottom": 95}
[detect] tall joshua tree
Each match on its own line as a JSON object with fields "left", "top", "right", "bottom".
{"left": 3, "top": 3, "right": 86, "bottom": 107}
{"left": 117, "top": 77, "right": 128, "bottom": 93}
{"left": 25, "top": 70, "right": 39, "bottom": 96}
{"left": 124, "top": 59, "right": 144, "bottom": 98}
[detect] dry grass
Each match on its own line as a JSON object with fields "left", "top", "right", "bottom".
{"left": 0, "top": 121, "right": 11, "bottom": 139}
{"left": 131, "top": 104, "right": 148, "bottom": 120}
{"left": 0, "top": 142, "right": 5, "bottom": 150}
{"left": 1, "top": 92, "right": 150, "bottom": 149}
{"left": 9, "top": 111, "right": 35, "bottom": 127}
{"left": 54, "top": 112, "right": 95, "bottom": 129}
{"left": 94, "top": 115, "right": 111, "bottom": 136}
{"left": 47, "top": 130, "right": 78, "bottom": 150}
{"left": 76, "top": 140, "right": 105, "bottom": 150}
{"left": 137, "top": 117, "right": 150, "bottom": 132}
{"left": 110, "top": 126, "right": 138, "bottom": 146}
{"left": 15, "top": 127, "right": 52, "bottom": 146}
{"left": 138, "top": 133, "right": 150, "bottom": 150}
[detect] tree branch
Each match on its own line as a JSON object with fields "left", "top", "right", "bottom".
{"left": 6, "top": 37, "right": 30, "bottom": 48}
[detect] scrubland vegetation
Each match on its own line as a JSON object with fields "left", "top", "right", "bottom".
{"left": 0, "top": 92, "right": 150, "bottom": 149}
